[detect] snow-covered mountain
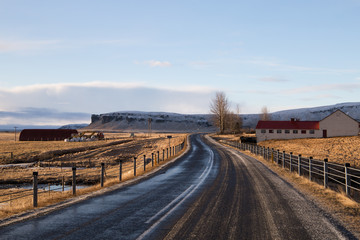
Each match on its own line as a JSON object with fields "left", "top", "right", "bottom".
{"left": 86, "top": 112, "right": 216, "bottom": 132}
{"left": 242, "top": 102, "right": 360, "bottom": 128}
{"left": 85, "top": 102, "right": 360, "bottom": 132}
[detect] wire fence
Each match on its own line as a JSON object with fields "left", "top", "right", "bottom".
{"left": 222, "top": 140, "right": 360, "bottom": 202}
{"left": 0, "top": 140, "right": 186, "bottom": 209}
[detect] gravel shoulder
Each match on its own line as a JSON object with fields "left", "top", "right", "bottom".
{"left": 223, "top": 141, "right": 360, "bottom": 239}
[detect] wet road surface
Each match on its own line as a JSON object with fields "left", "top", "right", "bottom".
{"left": 0, "top": 134, "right": 356, "bottom": 239}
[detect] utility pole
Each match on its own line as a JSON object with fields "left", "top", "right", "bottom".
{"left": 14, "top": 126, "right": 17, "bottom": 142}
{"left": 148, "top": 118, "right": 152, "bottom": 137}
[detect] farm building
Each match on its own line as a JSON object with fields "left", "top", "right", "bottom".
{"left": 256, "top": 110, "right": 359, "bottom": 142}
{"left": 19, "top": 129, "right": 78, "bottom": 141}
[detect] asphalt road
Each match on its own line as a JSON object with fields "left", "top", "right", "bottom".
{"left": 0, "top": 134, "right": 356, "bottom": 239}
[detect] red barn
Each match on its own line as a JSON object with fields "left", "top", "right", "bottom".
{"left": 19, "top": 129, "right": 78, "bottom": 141}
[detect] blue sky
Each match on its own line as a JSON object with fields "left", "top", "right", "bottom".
{"left": 1, "top": 0, "right": 360, "bottom": 125}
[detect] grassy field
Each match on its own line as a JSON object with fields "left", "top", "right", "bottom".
{"left": 212, "top": 134, "right": 360, "bottom": 168}
{"left": 0, "top": 132, "right": 183, "bottom": 164}
{"left": 0, "top": 131, "right": 187, "bottom": 220}
{"left": 258, "top": 136, "right": 360, "bottom": 167}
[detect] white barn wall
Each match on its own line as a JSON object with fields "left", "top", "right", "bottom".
{"left": 319, "top": 110, "right": 359, "bottom": 137}
{"left": 256, "top": 129, "right": 320, "bottom": 142}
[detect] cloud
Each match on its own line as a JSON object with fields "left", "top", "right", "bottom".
{"left": 286, "top": 83, "right": 360, "bottom": 94}
{"left": 245, "top": 58, "right": 358, "bottom": 74}
{"left": 0, "top": 82, "right": 214, "bottom": 125}
{"left": 6, "top": 82, "right": 143, "bottom": 94}
{"left": 135, "top": 60, "right": 171, "bottom": 67}
{"left": 299, "top": 94, "right": 341, "bottom": 101}
{"left": 0, "top": 39, "right": 61, "bottom": 53}
{"left": 0, "top": 108, "right": 90, "bottom": 126}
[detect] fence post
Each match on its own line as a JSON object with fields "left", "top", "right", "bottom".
{"left": 271, "top": 148, "right": 274, "bottom": 163}
{"left": 119, "top": 160, "right": 122, "bottom": 181}
{"left": 163, "top": 149, "right": 165, "bottom": 162}
{"left": 143, "top": 155, "right": 146, "bottom": 171}
{"left": 167, "top": 148, "right": 169, "bottom": 159}
{"left": 151, "top": 153, "right": 154, "bottom": 167}
{"left": 277, "top": 150, "right": 280, "bottom": 165}
{"left": 262, "top": 146, "right": 265, "bottom": 158}
{"left": 289, "top": 152, "right": 293, "bottom": 172}
{"left": 345, "top": 163, "right": 351, "bottom": 196}
{"left": 173, "top": 146, "right": 175, "bottom": 155}
{"left": 309, "top": 157, "right": 312, "bottom": 181}
{"left": 33, "top": 172, "right": 38, "bottom": 207}
{"left": 101, "top": 163, "right": 105, "bottom": 187}
{"left": 134, "top": 157, "right": 137, "bottom": 176}
{"left": 282, "top": 151, "right": 285, "bottom": 168}
{"left": 169, "top": 147, "right": 172, "bottom": 157}
{"left": 72, "top": 167, "right": 76, "bottom": 195}
{"left": 62, "top": 176, "right": 65, "bottom": 192}
{"left": 298, "top": 155, "right": 302, "bottom": 176}
{"left": 324, "top": 159, "right": 328, "bottom": 189}
{"left": 157, "top": 151, "right": 160, "bottom": 164}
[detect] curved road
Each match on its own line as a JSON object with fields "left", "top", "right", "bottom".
{"left": 0, "top": 134, "right": 356, "bottom": 239}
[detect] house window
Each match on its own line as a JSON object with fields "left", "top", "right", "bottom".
{"left": 310, "top": 130, "right": 315, "bottom": 134}
{"left": 277, "top": 130, "right": 282, "bottom": 134}
{"left": 285, "top": 130, "right": 290, "bottom": 134}
{"left": 301, "top": 130, "right": 306, "bottom": 134}
{"left": 293, "top": 130, "right": 298, "bottom": 134}
{"left": 269, "top": 130, "right": 274, "bottom": 133}
{"left": 261, "top": 129, "right": 266, "bottom": 133}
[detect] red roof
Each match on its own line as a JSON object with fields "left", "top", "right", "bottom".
{"left": 256, "top": 120, "right": 319, "bottom": 130}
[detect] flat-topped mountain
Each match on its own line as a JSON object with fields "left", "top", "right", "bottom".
{"left": 86, "top": 112, "right": 216, "bottom": 132}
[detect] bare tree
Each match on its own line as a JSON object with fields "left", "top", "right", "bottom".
{"left": 210, "top": 91, "right": 230, "bottom": 134}
{"left": 261, "top": 106, "right": 271, "bottom": 121}
{"left": 226, "top": 104, "right": 243, "bottom": 133}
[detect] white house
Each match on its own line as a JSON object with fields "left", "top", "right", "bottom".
{"left": 255, "top": 110, "right": 359, "bottom": 142}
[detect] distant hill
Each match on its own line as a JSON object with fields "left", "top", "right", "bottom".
{"left": 58, "top": 123, "right": 89, "bottom": 129}
{"left": 86, "top": 102, "right": 360, "bottom": 132}
{"left": 242, "top": 102, "right": 360, "bottom": 128}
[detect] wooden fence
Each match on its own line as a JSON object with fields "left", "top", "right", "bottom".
{"left": 222, "top": 140, "right": 360, "bottom": 202}
{"left": 0, "top": 141, "right": 186, "bottom": 208}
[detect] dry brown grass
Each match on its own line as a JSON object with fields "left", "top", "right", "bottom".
{"left": 0, "top": 132, "right": 16, "bottom": 141}
{"left": 0, "top": 133, "right": 188, "bottom": 220}
{"left": 258, "top": 136, "right": 360, "bottom": 167}
{"left": 0, "top": 132, "right": 165, "bottom": 164}
{"left": 0, "top": 134, "right": 186, "bottom": 183}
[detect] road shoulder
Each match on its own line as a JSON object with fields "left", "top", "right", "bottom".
{"left": 215, "top": 139, "right": 360, "bottom": 239}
